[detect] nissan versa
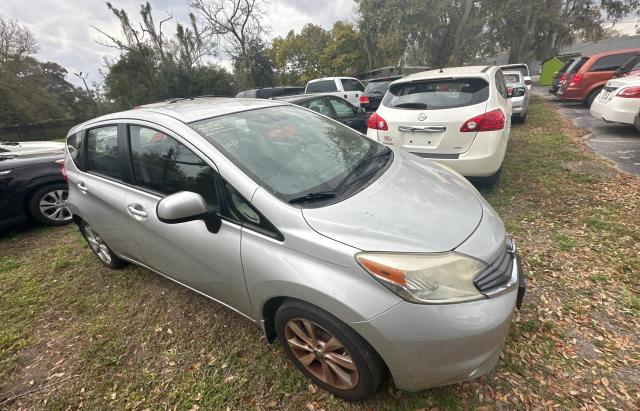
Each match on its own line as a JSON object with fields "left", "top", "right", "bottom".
{"left": 64, "top": 97, "right": 525, "bottom": 401}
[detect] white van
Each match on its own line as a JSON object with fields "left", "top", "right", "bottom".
{"left": 305, "top": 77, "right": 365, "bottom": 106}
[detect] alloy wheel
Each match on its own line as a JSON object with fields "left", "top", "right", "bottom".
{"left": 38, "top": 189, "right": 71, "bottom": 222}
{"left": 83, "top": 225, "right": 113, "bottom": 265}
{"left": 284, "top": 318, "right": 359, "bottom": 389}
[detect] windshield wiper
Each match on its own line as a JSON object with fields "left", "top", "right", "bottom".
{"left": 288, "top": 191, "right": 336, "bottom": 204}
{"left": 394, "top": 102, "right": 428, "bottom": 109}
{"left": 333, "top": 148, "right": 392, "bottom": 192}
{"left": 287, "top": 147, "right": 391, "bottom": 205}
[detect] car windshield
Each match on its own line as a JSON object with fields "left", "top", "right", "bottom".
{"left": 189, "top": 106, "right": 388, "bottom": 203}
{"left": 382, "top": 78, "right": 489, "bottom": 110}
{"left": 364, "top": 80, "right": 392, "bottom": 94}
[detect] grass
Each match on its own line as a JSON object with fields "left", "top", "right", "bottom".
{"left": 0, "top": 96, "right": 639, "bottom": 410}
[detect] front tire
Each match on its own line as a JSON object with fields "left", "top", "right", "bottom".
{"left": 275, "top": 300, "right": 385, "bottom": 401}
{"left": 79, "top": 221, "right": 127, "bottom": 269}
{"left": 28, "top": 184, "right": 72, "bottom": 226}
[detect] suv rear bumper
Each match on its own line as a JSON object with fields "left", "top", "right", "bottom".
{"left": 431, "top": 130, "right": 509, "bottom": 177}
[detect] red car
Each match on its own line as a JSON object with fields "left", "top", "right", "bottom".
{"left": 557, "top": 48, "right": 640, "bottom": 106}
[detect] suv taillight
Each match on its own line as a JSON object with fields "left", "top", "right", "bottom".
{"left": 56, "top": 159, "right": 68, "bottom": 182}
{"left": 569, "top": 74, "right": 583, "bottom": 87}
{"left": 559, "top": 73, "right": 568, "bottom": 82}
{"left": 617, "top": 86, "right": 640, "bottom": 98}
{"left": 460, "top": 109, "right": 505, "bottom": 132}
{"left": 367, "top": 112, "right": 388, "bottom": 130}
{"left": 359, "top": 95, "right": 369, "bottom": 104}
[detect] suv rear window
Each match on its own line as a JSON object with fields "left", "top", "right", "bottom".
{"left": 382, "top": 78, "right": 489, "bottom": 110}
{"left": 364, "top": 80, "right": 393, "bottom": 94}
{"left": 568, "top": 57, "right": 589, "bottom": 73}
{"left": 306, "top": 80, "right": 338, "bottom": 93}
{"left": 503, "top": 73, "right": 521, "bottom": 84}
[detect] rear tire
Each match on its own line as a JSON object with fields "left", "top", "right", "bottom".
{"left": 28, "top": 184, "right": 72, "bottom": 226}
{"left": 275, "top": 300, "right": 385, "bottom": 401}
{"left": 79, "top": 220, "right": 127, "bottom": 269}
{"left": 515, "top": 113, "right": 527, "bottom": 124}
{"left": 477, "top": 167, "right": 502, "bottom": 188}
{"left": 585, "top": 88, "right": 602, "bottom": 107}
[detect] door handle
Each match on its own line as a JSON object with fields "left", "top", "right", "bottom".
{"left": 398, "top": 125, "right": 447, "bottom": 133}
{"left": 77, "top": 181, "right": 88, "bottom": 193}
{"left": 344, "top": 94, "right": 348, "bottom": 99}
{"left": 127, "top": 204, "right": 148, "bottom": 218}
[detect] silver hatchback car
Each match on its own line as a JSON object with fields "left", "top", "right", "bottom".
{"left": 64, "top": 98, "right": 525, "bottom": 401}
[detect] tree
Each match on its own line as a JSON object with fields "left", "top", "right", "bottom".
{"left": 269, "top": 24, "right": 331, "bottom": 84}
{"left": 320, "top": 22, "right": 368, "bottom": 76}
{"left": 97, "top": 2, "right": 227, "bottom": 108}
{"left": 190, "top": 0, "right": 267, "bottom": 88}
{"left": 0, "top": 16, "right": 38, "bottom": 62}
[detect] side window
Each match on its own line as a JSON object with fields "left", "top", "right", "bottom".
{"left": 86, "top": 126, "right": 121, "bottom": 179}
{"left": 306, "top": 98, "right": 334, "bottom": 117}
{"left": 589, "top": 53, "right": 637, "bottom": 72}
{"left": 223, "top": 182, "right": 281, "bottom": 238}
{"left": 495, "top": 71, "right": 507, "bottom": 98}
{"left": 66, "top": 132, "right": 82, "bottom": 164}
{"left": 329, "top": 98, "right": 355, "bottom": 117}
{"left": 341, "top": 79, "right": 365, "bottom": 92}
{"left": 128, "top": 126, "right": 220, "bottom": 210}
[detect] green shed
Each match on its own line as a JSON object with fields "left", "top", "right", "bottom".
{"left": 539, "top": 57, "right": 565, "bottom": 86}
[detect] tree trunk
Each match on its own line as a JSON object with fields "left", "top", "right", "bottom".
{"left": 451, "top": 0, "right": 473, "bottom": 66}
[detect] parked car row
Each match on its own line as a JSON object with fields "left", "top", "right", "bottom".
{"left": 550, "top": 48, "right": 640, "bottom": 107}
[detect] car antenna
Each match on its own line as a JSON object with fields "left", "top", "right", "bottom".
{"left": 439, "top": 68, "right": 444, "bottom": 73}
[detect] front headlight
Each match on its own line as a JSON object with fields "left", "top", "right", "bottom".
{"left": 356, "top": 252, "right": 487, "bottom": 304}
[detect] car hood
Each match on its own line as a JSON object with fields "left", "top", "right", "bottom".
{"left": 301, "top": 149, "right": 484, "bottom": 252}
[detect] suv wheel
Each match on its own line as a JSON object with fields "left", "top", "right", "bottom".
{"left": 275, "top": 300, "right": 385, "bottom": 401}
{"left": 80, "top": 221, "right": 127, "bottom": 269}
{"left": 28, "top": 184, "right": 72, "bottom": 226}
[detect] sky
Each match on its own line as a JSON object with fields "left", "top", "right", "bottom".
{"left": 0, "top": 0, "right": 357, "bottom": 87}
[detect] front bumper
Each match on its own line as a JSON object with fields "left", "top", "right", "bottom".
{"left": 352, "top": 249, "right": 524, "bottom": 391}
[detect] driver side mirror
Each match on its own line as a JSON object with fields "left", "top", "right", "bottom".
{"left": 157, "top": 191, "right": 221, "bottom": 233}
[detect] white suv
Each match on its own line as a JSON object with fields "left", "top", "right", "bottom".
{"left": 305, "top": 77, "right": 365, "bottom": 106}
{"left": 367, "top": 66, "right": 512, "bottom": 186}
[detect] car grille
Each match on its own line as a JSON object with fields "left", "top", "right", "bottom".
{"left": 474, "top": 246, "right": 513, "bottom": 293}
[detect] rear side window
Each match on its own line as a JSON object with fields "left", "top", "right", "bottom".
{"left": 495, "top": 71, "right": 508, "bottom": 98}
{"left": 329, "top": 98, "right": 354, "bottom": 117}
{"left": 341, "top": 78, "right": 364, "bottom": 92}
{"left": 128, "top": 126, "right": 220, "bottom": 209}
{"left": 383, "top": 78, "right": 489, "bottom": 110}
{"left": 306, "top": 80, "right": 338, "bottom": 93}
{"left": 568, "top": 57, "right": 589, "bottom": 73}
{"left": 589, "top": 53, "right": 638, "bottom": 72}
{"left": 86, "top": 126, "right": 121, "bottom": 179}
{"left": 305, "top": 98, "right": 333, "bottom": 116}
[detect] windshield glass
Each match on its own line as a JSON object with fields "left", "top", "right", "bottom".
{"left": 190, "top": 106, "right": 387, "bottom": 202}
{"left": 383, "top": 78, "right": 489, "bottom": 110}
{"left": 364, "top": 80, "right": 392, "bottom": 94}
